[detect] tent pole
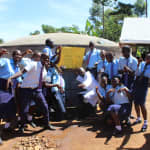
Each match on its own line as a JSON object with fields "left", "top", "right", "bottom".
{"left": 146, "top": 0, "right": 148, "bottom": 18}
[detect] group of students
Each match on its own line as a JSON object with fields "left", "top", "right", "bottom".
{"left": 78, "top": 41, "right": 150, "bottom": 135}
{"left": 0, "top": 39, "right": 150, "bottom": 144}
{"left": 0, "top": 39, "right": 67, "bottom": 144}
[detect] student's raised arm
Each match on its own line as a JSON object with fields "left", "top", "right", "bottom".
{"left": 6, "top": 69, "right": 27, "bottom": 90}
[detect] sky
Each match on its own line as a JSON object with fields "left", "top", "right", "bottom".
{"left": 0, "top": 0, "right": 149, "bottom": 42}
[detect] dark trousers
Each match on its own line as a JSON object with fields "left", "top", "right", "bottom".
{"left": 53, "top": 91, "right": 66, "bottom": 113}
{"left": 77, "top": 94, "right": 95, "bottom": 119}
{"left": 20, "top": 88, "right": 49, "bottom": 126}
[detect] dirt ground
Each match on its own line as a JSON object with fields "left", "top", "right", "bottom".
{"left": 0, "top": 89, "right": 150, "bottom": 150}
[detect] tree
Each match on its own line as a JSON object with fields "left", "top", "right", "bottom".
{"left": 42, "top": 24, "right": 56, "bottom": 33}
{"left": 41, "top": 24, "right": 81, "bottom": 34}
{"left": 30, "top": 30, "right": 40, "bottom": 35}
{"left": 134, "top": 0, "right": 146, "bottom": 16}
{"left": 89, "top": 0, "right": 118, "bottom": 37}
{"left": 110, "top": 2, "right": 134, "bottom": 16}
{"left": 0, "top": 39, "right": 4, "bottom": 44}
{"left": 103, "top": 9, "right": 122, "bottom": 41}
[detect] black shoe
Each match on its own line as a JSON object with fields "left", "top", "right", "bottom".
{"left": 141, "top": 124, "right": 147, "bottom": 132}
{"left": 18, "top": 126, "right": 25, "bottom": 133}
{"left": 3, "top": 127, "right": 13, "bottom": 133}
{"left": 44, "top": 124, "right": 56, "bottom": 130}
{"left": 28, "top": 121, "right": 36, "bottom": 128}
{"left": 0, "top": 137, "right": 3, "bottom": 145}
{"left": 132, "top": 119, "right": 142, "bottom": 125}
{"left": 113, "top": 129, "right": 122, "bottom": 136}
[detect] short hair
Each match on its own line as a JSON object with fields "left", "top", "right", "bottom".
{"left": 122, "top": 45, "right": 131, "bottom": 53}
{"left": 41, "top": 53, "right": 49, "bottom": 59}
{"left": 89, "top": 41, "right": 95, "bottom": 47}
{"left": 106, "top": 51, "right": 113, "bottom": 57}
{"left": 112, "top": 76, "right": 121, "bottom": 81}
{"left": 12, "top": 50, "right": 21, "bottom": 56}
{"left": 45, "top": 39, "right": 52, "bottom": 46}
{"left": 101, "top": 73, "right": 109, "bottom": 79}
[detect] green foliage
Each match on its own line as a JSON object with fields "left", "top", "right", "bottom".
{"left": 87, "top": 0, "right": 146, "bottom": 41}
{"left": 0, "top": 39, "right": 4, "bottom": 44}
{"left": 41, "top": 24, "right": 81, "bottom": 34}
{"left": 111, "top": 2, "right": 134, "bottom": 16}
{"left": 30, "top": 30, "right": 40, "bottom": 35}
{"left": 134, "top": 0, "right": 146, "bottom": 16}
{"left": 42, "top": 24, "right": 56, "bottom": 33}
{"left": 103, "top": 9, "right": 122, "bottom": 41}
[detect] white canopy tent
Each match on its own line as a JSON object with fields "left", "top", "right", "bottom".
{"left": 120, "top": 17, "right": 150, "bottom": 45}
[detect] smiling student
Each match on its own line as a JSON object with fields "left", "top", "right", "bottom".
{"left": 133, "top": 53, "right": 150, "bottom": 132}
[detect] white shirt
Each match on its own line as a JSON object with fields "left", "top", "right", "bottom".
{"left": 111, "top": 85, "right": 130, "bottom": 105}
{"left": 21, "top": 61, "right": 47, "bottom": 88}
{"left": 76, "top": 71, "right": 99, "bottom": 91}
{"left": 76, "top": 71, "right": 100, "bottom": 106}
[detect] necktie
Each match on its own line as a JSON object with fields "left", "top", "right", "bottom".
{"left": 103, "top": 61, "right": 105, "bottom": 68}
{"left": 124, "top": 58, "right": 129, "bottom": 86}
{"left": 110, "top": 62, "right": 114, "bottom": 79}
{"left": 38, "top": 66, "right": 44, "bottom": 89}
{"left": 87, "top": 51, "right": 92, "bottom": 66}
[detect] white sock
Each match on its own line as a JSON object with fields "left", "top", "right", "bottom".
{"left": 18, "top": 116, "right": 21, "bottom": 121}
{"left": 4, "top": 122, "right": 10, "bottom": 129}
{"left": 137, "top": 117, "right": 141, "bottom": 121}
{"left": 27, "top": 115, "right": 32, "bottom": 121}
{"left": 144, "top": 120, "right": 148, "bottom": 125}
{"left": 115, "top": 125, "right": 122, "bottom": 131}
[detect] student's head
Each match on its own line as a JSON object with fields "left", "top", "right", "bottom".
{"left": 122, "top": 46, "right": 131, "bottom": 58}
{"left": 106, "top": 52, "right": 114, "bottom": 62}
{"left": 89, "top": 41, "right": 95, "bottom": 50}
{"left": 136, "top": 57, "right": 143, "bottom": 65}
{"left": 111, "top": 76, "right": 121, "bottom": 88}
{"left": 77, "top": 67, "right": 85, "bottom": 77}
{"left": 31, "top": 52, "right": 41, "bottom": 62}
{"left": 100, "top": 50, "right": 106, "bottom": 60}
{"left": 100, "top": 75, "right": 108, "bottom": 88}
{"left": 12, "top": 50, "right": 22, "bottom": 64}
{"left": 41, "top": 53, "right": 49, "bottom": 66}
{"left": 146, "top": 53, "right": 150, "bottom": 64}
{"left": 45, "top": 39, "right": 54, "bottom": 48}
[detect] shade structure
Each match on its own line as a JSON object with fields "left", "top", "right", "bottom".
{"left": 120, "top": 17, "right": 150, "bottom": 45}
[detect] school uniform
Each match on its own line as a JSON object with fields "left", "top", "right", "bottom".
{"left": 97, "top": 84, "right": 112, "bottom": 111}
{"left": 97, "top": 60, "right": 107, "bottom": 73}
{"left": 19, "top": 61, "right": 50, "bottom": 127}
{"left": 118, "top": 56, "right": 138, "bottom": 89}
{"left": 10, "top": 59, "right": 22, "bottom": 93}
{"left": 43, "top": 46, "right": 53, "bottom": 60}
{"left": 107, "top": 85, "right": 131, "bottom": 120}
{"left": 46, "top": 67, "right": 66, "bottom": 114}
{"left": 105, "top": 59, "right": 119, "bottom": 80}
{"left": 84, "top": 48, "right": 101, "bottom": 78}
{"left": 133, "top": 62, "right": 150, "bottom": 105}
{"left": 0, "top": 58, "right": 16, "bottom": 120}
